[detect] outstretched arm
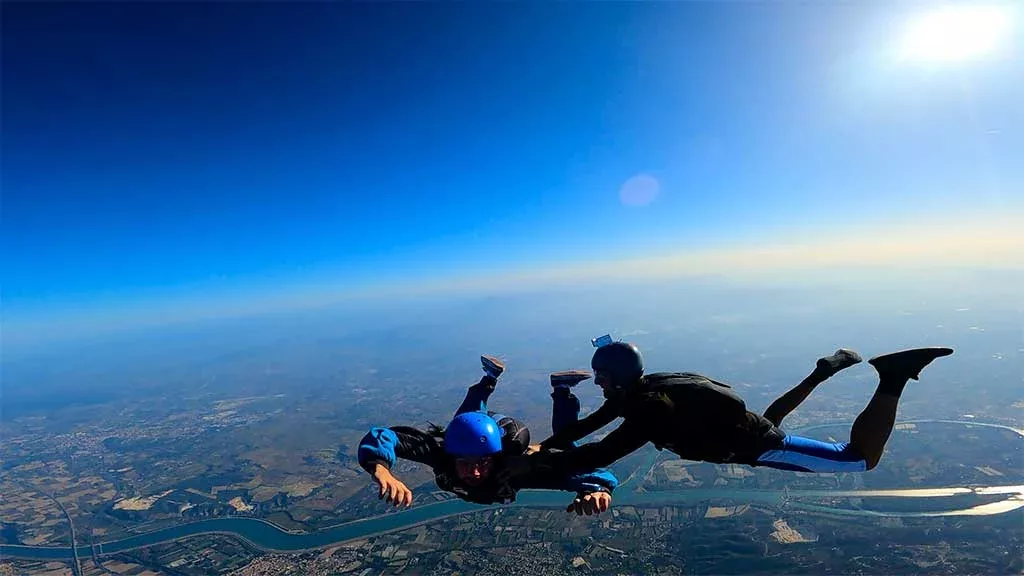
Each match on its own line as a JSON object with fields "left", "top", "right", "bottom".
{"left": 532, "top": 420, "right": 650, "bottom": 479}
{"left": 565, "top": 466, "right": 619, "bottom": 495}
{"left": 501, "top": 423, "right": 645, "bottom": 514}
{"left": 357, "top": 426, "right": 442, "bottom": 472}
{"left": 539, "top": 401, "right": 618, "bottom": 451}
{"left": 357, "top": 426, "right": 442, "bottom": 507}
{"left": 509, "top": 455, "right": 620, "bottom": 516}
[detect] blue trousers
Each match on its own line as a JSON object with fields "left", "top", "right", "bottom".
{"left": 755, "top": 434, "right": 868, "bottom": 473}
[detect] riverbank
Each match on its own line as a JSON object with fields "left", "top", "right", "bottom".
{"left": 4, "top": 483, "right": 1022, "bottom": 561}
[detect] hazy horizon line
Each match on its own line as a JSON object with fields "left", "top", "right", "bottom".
{"left": 4, "top": 213, "right": 1022, "bottom": 351}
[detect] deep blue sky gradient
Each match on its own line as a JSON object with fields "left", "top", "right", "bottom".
{"left": 3, "top": 2, "right": 1021, "bottom": 330}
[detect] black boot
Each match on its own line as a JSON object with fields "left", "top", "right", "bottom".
{"left": 815, "top": 348, "right": 863, "bottom": 378}
{"left": 869, "top": 347, "right": 954, "bottom": 382}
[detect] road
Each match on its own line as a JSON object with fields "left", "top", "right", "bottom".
{"left": 12, "top": 480, "right": 81, "bottom": 575}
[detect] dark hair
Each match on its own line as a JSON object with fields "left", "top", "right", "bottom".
{"left": 426, "top": 421, "right": 446, "bottom": 441}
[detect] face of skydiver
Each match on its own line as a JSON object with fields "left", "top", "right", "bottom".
{"left": 454, "top": 455, "right": 496, "bottom": 486}
{"left": 444, "top": 412, "right": 503, "bottom": 486}
{"left": 595, "top": 370, "right": 620, "bottom": 400}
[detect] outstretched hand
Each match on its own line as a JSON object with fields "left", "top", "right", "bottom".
{"left": 372, "top": 466, "right": 413, "bottom": 508}
{"left": 566, "top": 491, "right": 611, "bottom": 516}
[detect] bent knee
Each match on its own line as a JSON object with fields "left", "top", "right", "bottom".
{"left": 860, "top": 450, "right": 881, "bottom": 471}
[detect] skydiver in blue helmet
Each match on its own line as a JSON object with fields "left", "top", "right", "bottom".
{"left": 504, "top": 334, "right": 953, "bottom": 480}
{"left": 356, "top": 356, "right": 619, "bottom": 515}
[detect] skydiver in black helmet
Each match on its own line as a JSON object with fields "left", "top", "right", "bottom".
{"left": 507, "top": 334, "right": 953, "bottom": 479}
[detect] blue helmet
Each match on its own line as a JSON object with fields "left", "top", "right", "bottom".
{"left": 444, "top": 412, "right": 502, "bottom": 457}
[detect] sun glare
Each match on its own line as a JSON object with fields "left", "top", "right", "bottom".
{"left": 899, "top": 5, "right": 1015, "bottom": 64}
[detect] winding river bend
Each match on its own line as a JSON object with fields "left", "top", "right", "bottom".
{"left": 4, "top": 419, "right": 1021, "bottom": 561}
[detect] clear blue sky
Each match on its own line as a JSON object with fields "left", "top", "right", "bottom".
{"left": 2, "top": 2, "right": 1021, "bottom": 342}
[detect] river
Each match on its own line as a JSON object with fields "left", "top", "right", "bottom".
{"left": 3, "top": 419, "right": 1021, "bottom": 561}
{"left": 4, "top": 484, "right": 1021, "bottom": 561}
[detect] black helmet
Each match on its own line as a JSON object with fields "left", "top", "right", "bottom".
{"left": 591, "top": 341, "right": 644, "bottom": 389}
